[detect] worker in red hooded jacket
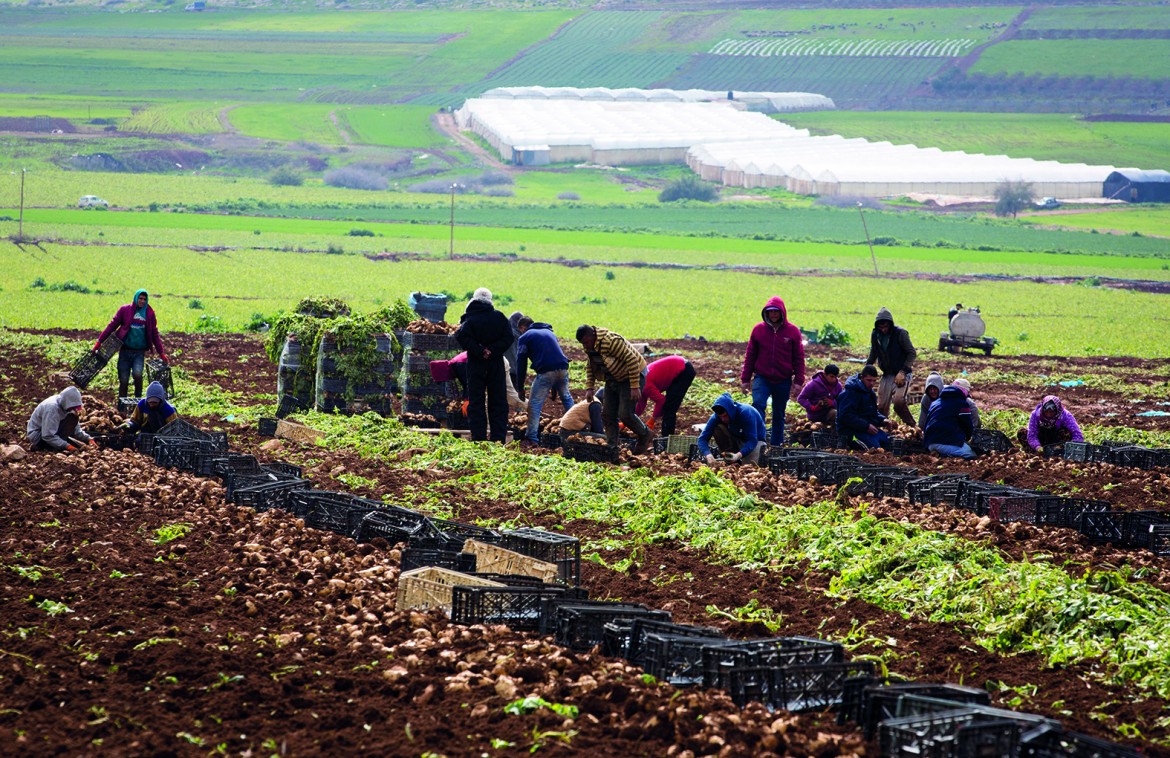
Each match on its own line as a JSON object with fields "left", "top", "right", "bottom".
{"left": 95, "top": 289, "right": 167, "bottom": 399}
{"left": 740, "top": 296, "right": 806, "bottom": 446}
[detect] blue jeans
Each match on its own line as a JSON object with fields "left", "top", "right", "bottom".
{"left": 117, "top": 348, "right": 146, "bottom": 397}
{"left": 853, "top": 429, "right": 891, "bottom": 450}
{"left": 751, "top": 376, "right": 792, "bottom": 446}
{"left": 527, "top": 369, "right": 573, "bottom": 442}
{"left": 929, "top": 442, "right": 977, "bottom": 460}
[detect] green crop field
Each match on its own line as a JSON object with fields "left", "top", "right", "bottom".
{"left": 120, "top": 102, "right": 224, "bottom": 135}
{"left": 1021, "top": 4, "right": 1170, "bottom": 31}
{"left": 973, "top": 40, "right": 1170, "bottom": 79}
{"left": 226, "top": 104, "right": 346, "bottom": 145}
{"left": 775, "top": 112, "right": 1170, "bottom": 169}
{"left": 343, "top": 105, "right": 446, "bottom": 149}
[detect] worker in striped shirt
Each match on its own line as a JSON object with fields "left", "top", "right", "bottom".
{"left": 576, "top": 325, "right": 654, "bottom": 455}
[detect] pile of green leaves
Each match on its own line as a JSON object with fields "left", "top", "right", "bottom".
{"left": 295, "top": 296, "right": 350, "bottom": 319}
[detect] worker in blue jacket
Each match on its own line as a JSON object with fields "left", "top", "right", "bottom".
{"left": 835, "top": 365, "right": 891, "bottom": 450}
{"left": 697, "top": 392, "right": 767, "bottom": 466}
{"left": 923, "top": 383, "right": 976, "bottom": 459}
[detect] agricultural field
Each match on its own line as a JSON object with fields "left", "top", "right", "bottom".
{"left": 1, "top": 326, "right": 1169, "bottom": 755}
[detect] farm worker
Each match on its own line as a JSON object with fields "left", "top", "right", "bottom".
{"left": 430, "top": 352, "right": 469, "bottom": 399}
{"left": 1021, "top": 395, "right": 1084, "bottom": 452}
{"left": 948, "top": 303, "right": 963, "bottom": 325}
{"left": 501, "top": 357, "right": 526, "bottom": 413}
{"left": 119, "top": 381, "right": 178, "bottom": 435}
{"left": 796, "top": 363, "right": 841, "bottom": 426}
{"left": 576, "top": 324, "right": 654, "bottom": 454}
{"left": 924, "top": 383, "right": 976, "bottom": 459}
{"left": 503, "top": 311, "right": 526, "bottom": 400}
{"left": 697, "top": 392, "right": 766, "bottom": 466}
{"left": 835, "top": 365, "right": 892, "bottom": 451}
{"left": 95, "top": 289, "right": 167, "bottom": 399}
{"left": 865, "top": 307, "right": 917, "bottom": 427}
{"left": 917, "top": 372, "right": 945, "bottom": 429}
{"left": 740, "top": 296, "right": 806, "bottom": 447}
{"left": 454, "top": 288, "right": 515, "bottom": 443}
{"left": 515, "top": 317, "right": 573, "bottom": 443}
{"left": 26, "top": 386, "right": 95, "bottom": 453}
{"left": 558, "top": 395, "right": 604, "bottom": 436}
{"left": 951, "top": 378, "right": 981, "bottom": 428}
{"left": 635, "top": 355, "right": 696, "bottom": 437}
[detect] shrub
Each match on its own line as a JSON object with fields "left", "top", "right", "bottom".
{"left": 347, "top": 229, "right": 375, "bottom": 237}
{"left": 188, "top": 299, "right": 204, "bottom": 310}
{"left": 242, "top": 313, "right": 269, "bottom": 332}
{"left": 268, "top": 166, "right": 304, "bottom": 187}
{"left": 192, "top": 314, "right": 227, "bottom": 333}
{"left": 817, "top": 323, "right": 851, "bottom": 347}
{"left": 659, "top": 176, "right": 718, "bottom": 203}
{"left": 324, "top": 167, "right": 387, "bottom": 191}
{"left": 326, "top": 244, "right": 345, "bottom": 255}
{"left": 482, "top": 186, "right": 514, "bottom": 197}
{"left": 478, "top": 171, "right": 513, "bottom": 186}
{"left": 412, "top": 179, "right": 465, "bottom": 194}
{"left": 557, "top": 192, "right": 581, "bottom": 201}
{"left": 605, "top": 271, "right": 615, "bottom": 280}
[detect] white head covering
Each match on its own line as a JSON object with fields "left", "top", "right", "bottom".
{"left": 471, "top": 287, "right": 493, "bottom": 305}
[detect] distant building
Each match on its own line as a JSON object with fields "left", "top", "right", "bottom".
{"left": 185, "top": 1, "right": 205, "bottom": 10}
{"left": 1103, "top": 169, "right": 1170, "bottom": 203}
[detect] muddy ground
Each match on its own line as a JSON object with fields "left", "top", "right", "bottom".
{"left": 1, "top": 330, "right": 1166, "bottom": 756}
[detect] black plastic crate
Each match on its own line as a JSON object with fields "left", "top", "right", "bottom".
{"left": 617, "top": 619, "right": 724, "bottom": 666}
{"left": 275, "top": 395, "right": 304, "bottom": 419}
{"left": 702, "top": 637, "right": 846, "bottom": 691}
{"left": 403, "top": 331, "right": 459, "bottom": 353}
{"left": 450, "top": 585, "right": 566, "bottom": 631}
{"left": 211, "top": 453, "right": 260, "bottom": 479}
{"left": 1020, "top": 724, "right": 1143, "bottom": 758}
{"left": 880, "top": 709, "right": 1020, "bottom": 758}
{"left": 293, "top": 492, "right": 377, "bottom": 538}
{"left": 258, "top": 418, "right": 278, "bottom": 436}
{"left": 562, "top": 439, "right": 621, "bottom": 464}
{"left": 809, "top": 430, "right": 840, "bottom": 450}
{"left": 92, "top": 431, "right": 136, "bottom": 451}
{"left": 888, "top": 437, "right": 927, "bottom": 456}
{"left": 969, "top": 428, "right": 1014, "bottom": 455}
{"left": 501, "top": 528, "right": 581, "bottom": 586}
{"left": 652, "top": 436, "right": 669, "bottom": 454}
{"left": 1122, "top": 510, "right": 1170, "bottom": 547}
{"left": 986, "top": 494, "right": 1042, "bottom": 523}
{"left": 1034, "top": 497, "right": 1110, "bottom": 529}
{"left": 145, "top": 358, "right": 174, "bottom": 400}
{"left": 157, "top": 418, "right": 227, "bottom": 451}
{"left": 1150, "top": 525, "right": 1170, "bottom": 557}
{"left": 549, "top": 602, "right": 671, "bottom": 651}
{"left": 906, "top": 474, "right": 969, "bottom": 505}
{"left": 69, "top": 350, "right": 111, "bottom": 390}
{"left": 928, "top": 480, "right": 967, "bottom": 507}
{"left": 837, "top": 674, "right": 882, "bottom": 727}
{"left": 1079, "top": 511, "right": 1128, "bottom": 545}
{"left": 872, "top": 471, "right": 923, "bottom": 499}
{"left": 836, "top": 465, "right": 914, "bottom": 496}
{"left": 641, "top": 632, "right": 730, "bottom": 686}
{"left": 232, "top": 478, "right": 311, "bottom": 512}
{"left": 262, "top": 461, "right": 303, "bottom": 479}
{"left": 1062, "top": 441, "right": 1112, "bottom": 464}
{"left": 726, "top": 660, "right": 876, "bottom": 712}
{"left": 154, "top": 437, "right": 218, "bottom": 471}
{"left": 116, "top": 397, "right": 140, "bottom": 417}
{"left": 399, "top": 547, "right": 477, "bottom": 573}
{"left": 860, "top": 683, "right": 991, "bottom": 739}
{"left": 224, "top": 470, "right": 296, "bottom": 500}
{"left": 539, "top": 432, "right": 563, "bottom": 449}
{"left": 423, "top": 518, "right": 501, "bottom": 551}
{"left": 897, "top": 694, "right": 1059, "bottom": 729}
{"left": 356, "top": 507, "right": 437, "bottom": 545}
{"left": 1108, "top": 445, "right": 1170, "bottom": 470}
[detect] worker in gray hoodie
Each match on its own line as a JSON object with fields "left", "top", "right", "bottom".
{"left": 917, "top": 372, "right": 945, "bottom": 429}
{"left": 866, "top": 306, "right": 917, "bottom": 426}
{"left": 26, "top": 386, "right": 94, "bottom": 452}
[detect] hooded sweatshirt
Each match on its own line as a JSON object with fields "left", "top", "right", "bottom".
{"left": 97, "top": 289, "right": 165, "bottom": 355}
{"left": 503, "top": 311, "right": 525, "bottom": 387}
{"left": 455, "top": 300, "right": 514, "bottom": 363}
{"left": 836, "top": 374, "right": 886, "bottom": 443}
{"left": 636, "top": 355, "right": 689, "bottom": 418}
{"left": 866, "top": 307, "right": 916, "bottom": 375}
{"left": 697, "top": 392, "right": 766, "bottom": 458}
{"left": 26, "top": 386, "right": 91, "bottom": 450}
{"left": 918, "top": 372, "right": 945, "bottom": 429}
{"left": 1026, "top": 395, "right": 1084, "bottom": 449}
{"left": 516, "top": 322, "right": 569, "bottom": 377}
{"left": 923, "top": 385, "right": 974, "bottom": 448}
{"left": 126, "top": 381, "right": 178, "bottom": 433}
{"left": 795, "top": 370, "right": 841, "bottom": 422}
{"left": 741, "top": 296, "right": 806, "bottom": 386}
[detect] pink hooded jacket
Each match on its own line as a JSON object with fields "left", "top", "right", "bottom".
{"left": 741, "top": 296, "right": 806, "bottom": 386}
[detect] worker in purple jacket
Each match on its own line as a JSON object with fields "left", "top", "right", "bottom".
{"left": 1021, "top": 395, "right": 1084, "bottom": 452}
{"left": 95, "top": 289, "right": 167, "bottom": 399}
{"left": 740, "top": 296, "right": 806, "bottom": 446}
{"left": 795, "top": 364, "right": 841, "bottom": 425}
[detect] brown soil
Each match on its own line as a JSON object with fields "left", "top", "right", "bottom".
{"left": 2, "top": 330, "right": 1167, "bottom": 756}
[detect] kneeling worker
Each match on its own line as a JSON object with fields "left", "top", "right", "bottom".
{"left": 924, "top": 382, "right": 976, "bottom": 459}
{"left": 697, "top": 392, "right": 766, "bottom": 466}
{"left": 120, "top": 381, "right": 178, "bottom": 434}
{"left": 26, "top": 386, "right": 95, "bottom": 453}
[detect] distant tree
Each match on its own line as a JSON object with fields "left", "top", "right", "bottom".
{"left": 268, "top": 166, "right": 304, "bottom": 187}
{"left": 994, "top": 179, "right": 1034, "bottom": 218}
{"left": 659, "top": 175, "right": 718, "bottom": 203}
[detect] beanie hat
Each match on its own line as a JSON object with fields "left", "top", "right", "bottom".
{"left": 471, "top": 287, "right": 493, "bottom": 304}
{"left": 951, "top": 378, "right": 971, "bottom": 396}
{"left": 146, "top": 381, "right": 168, "bottom": 402}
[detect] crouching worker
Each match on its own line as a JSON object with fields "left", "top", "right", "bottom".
{"left": 836, "top": 365, "right": 892, "bottom": 451}
{"left": 558, "top": 393, "right": 604, "bottom": 437}
{"left": 1020, "top": 395, "right": 1083, "bottom": 452}
{"left": 924, "top": 383, "right": 976, "bottom": 459}
{"left": 697, "top": 392, "right": 766, "bottom": 466}
{"left": 120, "top": 381, "right": 178, "bottom": 434}
{"left": 26, "top": 386, "right": 95, "bottom": 453}
{"left": 796, "top": 363, "right": 841, "bottom": 426}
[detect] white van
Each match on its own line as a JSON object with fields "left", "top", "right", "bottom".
{"left": 78, "top": 195, "right": 109, "bottom": 208}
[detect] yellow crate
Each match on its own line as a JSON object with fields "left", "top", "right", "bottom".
{"left": 666, "top": 435, "right": 698, "bottom": 455}
{"left": 462, "top": 540, "right": 559, "bottom": 583}
{"left": 275, "top": 419, "right": 325, "bottom": 444}
{"left": 396, "top": 567, "right": 505, "bottom": 614}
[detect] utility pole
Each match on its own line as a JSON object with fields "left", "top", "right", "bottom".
{"left": 15, "top": 169, "right": 26, "bottom": 242}
{"left": 448, "top": 183, "right": 459, "bottom": 257}
{"left": 857, "top": 202, "right": 878, "bottom": 276}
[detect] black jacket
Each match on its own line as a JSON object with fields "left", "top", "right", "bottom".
{"left": 456, "top": 301, "right": 514, "bottom": 362}
{"left": 836, "top": 374, "right": 886, "bottom": 441}
{"left": 866, "top": 307, "right": 916, "bottom": 375}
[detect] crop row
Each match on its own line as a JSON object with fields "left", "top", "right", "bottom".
{"left": 708, "top": 37, "right": 975, "bottom": 57}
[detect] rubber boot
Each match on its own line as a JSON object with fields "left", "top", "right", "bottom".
{"left": 634, "top": 429, "right": 654, "bottom": 455}
{"left": 133, "top": 375, "right": 143, "bottom": 398}
{"left": 604, "top": 426, "right": 619, "bottom": 447}
{"left": 119, "top": 380, "right": 129, "bottom": 398}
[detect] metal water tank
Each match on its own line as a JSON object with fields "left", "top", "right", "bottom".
{"left": 949, "top": 309, "right": 986, "bottom": 340}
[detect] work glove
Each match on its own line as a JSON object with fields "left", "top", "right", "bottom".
{"left": 89, "top": 439, "right": 99, "bottom": 447}
{"left": 645, "top": 417, "right": 655, "bottom": 431}
{"left": 93, "top": 340, "right": 102, "bottom": 352}
{"left": 704, "top": 454, "right": 717, "bottom": 466}
{"left": 64, "top": 444, "right": 77, "bottom": 453}
{"left": 730, "top": 452, "right": 743, "bottom": 463}
{"left": 159, "top": 352, "right": 168, "bottom": 364}
{"left": 894, "top": 371, "right": 906, "bottom": 387}
{"left": 460, "top": 400, "right": 470, "bottom": 417}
